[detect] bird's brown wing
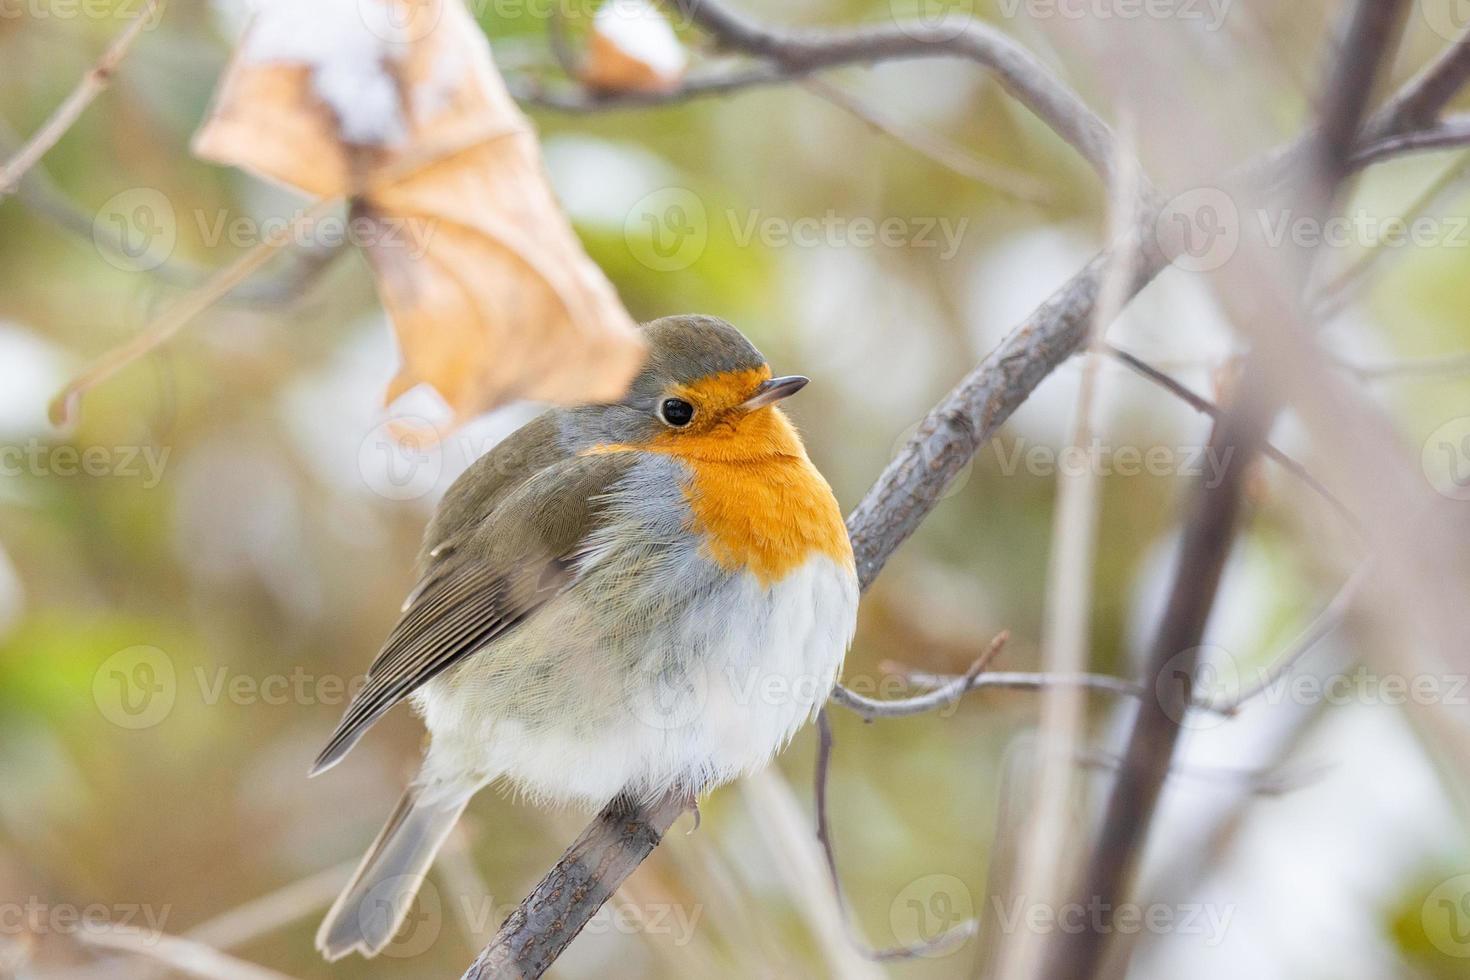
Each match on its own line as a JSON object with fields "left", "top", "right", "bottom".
{"left": 310, "top": 451, "right": 634, "bottom": 775}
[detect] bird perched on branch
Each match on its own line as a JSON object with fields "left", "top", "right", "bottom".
{"left": 312, "top": 314, "right": 859, "bottom": 959}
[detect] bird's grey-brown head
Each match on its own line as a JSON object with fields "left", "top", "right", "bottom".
{"left": 561, "top": 315, "right": 809, "bottom": 449}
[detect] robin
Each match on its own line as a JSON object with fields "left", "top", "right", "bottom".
{"left": 312, "top": 314, "right": 859, "bottom": 960}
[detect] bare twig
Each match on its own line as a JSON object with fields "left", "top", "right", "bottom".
{"left": 527, "top": 0, "right": 1124, "bottom": 183}
{"left": 1212, "top": 562, "right": 1372, "bottom": 713}
{"left": 1315, "top": 149, "right": 1470, "bottom": 318}
{"left": 1363, "top": 26, "right": 1470, "bottom": 139}
{"left": 49, "top": 197, "right": 344, "bottom": 428}
{"left": 667, "top": 0, "right": 1117, "bottom": 180}
{"left": 462, "top": 790, "right": 690, "bottom": 979}
{"left": 0, "top": 122, "right": 347, "bottom": 306}
{"left": 741, "top": 769, "right": 884, "bottom": 977}
{"left": 889, "top": 668, "right": 1149, "bottom": 703}
{"left": 0, "top": 3, "right": 162, "bottom": 199}
{"left": 50, "top": 119, "right": 523, "bottom": 427}
{"left": 800, "top": 77, "right": 1056, "bottom": 205}
{"left": 77, "top": 929, "right": 296, "bottom": 980}
{"left": 1331, "top": 349, "right": 1470, "bottom": 380}
{"left": 811, "top": 711, "right": 978, "bottom": 961}
{"left": 1102, "top": 343, "right": 1361, "bottom": 530}
{"left": 1350, "top": 112, "right": 1470, "bottom": 169}
{"left": 897, "top": 559, "right": 1362, "bottom": 724}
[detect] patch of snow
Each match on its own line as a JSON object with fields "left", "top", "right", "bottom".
{"left": 239, "top": 0, "right": 412, "bottom": 146}
{"left": 594, "top": 0, "right": 687, "bottom": 79}
{"left": 0, "top": 322, "right": 71, "bottom": 438}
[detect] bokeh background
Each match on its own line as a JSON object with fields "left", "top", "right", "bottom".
{"left": 3, "top": 0, "right": 1470, "bottom": 977}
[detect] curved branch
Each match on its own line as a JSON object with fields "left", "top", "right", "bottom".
{"left": 1350, "top": 113, "right": 1470, "bottom": 168}
{"left": 0, "top": 1, "right": 162, "bottom": 199}
{"left": 668, "top": 0, "right": 1118, "bottom": 181}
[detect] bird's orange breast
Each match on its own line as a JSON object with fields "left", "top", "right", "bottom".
{"left": 586, "top": 406, "right": 853, "bottom": 586}
{"left": 679, "top": 452, "right": 853, "bottom": 586}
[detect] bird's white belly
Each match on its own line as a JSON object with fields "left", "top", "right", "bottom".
{"left": 414, "top": 554, "right": 858, "bottom": 808}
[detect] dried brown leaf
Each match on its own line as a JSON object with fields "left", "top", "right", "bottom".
{"left": 193, "top": 0, "right": 646, "bottom": 419}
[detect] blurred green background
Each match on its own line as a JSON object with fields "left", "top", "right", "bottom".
{"left": 3, "top": 0, "right": 1470, "bottom": 977}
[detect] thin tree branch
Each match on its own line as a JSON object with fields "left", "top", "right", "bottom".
{"left": 1363, "top": 26, "right": 1470, "bottom": 139}
{"left": 0, "top": 119, "right": 347, "bottom": 304}
{"left": 811, "top": 711, "right": 978, "bottom": 961}
{"left": 1331, "top": 349, "right": 1470, "bottom": 380}
{"left": 799, "top": 77, "right": 1057, "bottom": 205}
{"left": 583, "top": 0, "right": 1125, "bottom": 182}
{"left": 667, "top": 0, "right": 1114, "bottom": 180}
{"left": 1316, "top": 149, "right": 1470, "bottom": 318}
{"left": 1350, "top": 112, "right": 1470, "bottom": 168}
{"left": 49, "top": 197, "right": 344, "bottom": 428}
{"left": 462, "top": 790, "right": 691, "bottom": 979}
{"left": 1212, "top": 561, "right": 1371, "bottom": 713}
{"left": 0, "top": 2, "right": 162, "bottom": 199}
{"left": 1102, "top": 343, "right": 1361, "bottom": 530}
{"left": 829, "top": 631, "right": 1010, "bottom": 719}
{"left": 50, "top": 120, "right": 523, "bottom": 427}
{"left": 898, "top": 557, "right": 1366, "bottom": 721}
{"left": 889, "top": 668, "right": 1149, "bottom": 703}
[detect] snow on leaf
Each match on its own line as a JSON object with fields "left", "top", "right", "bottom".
{"left": 580, "top": 0, "right": 688, "bottom": 94}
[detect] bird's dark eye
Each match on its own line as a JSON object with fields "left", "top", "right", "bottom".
{"left": 658, "top": 398, "right": 695, "bottom": 427}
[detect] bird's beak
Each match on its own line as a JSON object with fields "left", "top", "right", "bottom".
{"left": 740, "top": 375, "right": 809, "bottom": 411}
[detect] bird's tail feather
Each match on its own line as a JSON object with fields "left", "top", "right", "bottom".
{"left": 315, "top": 786, "right": 469, "bottom": 961}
